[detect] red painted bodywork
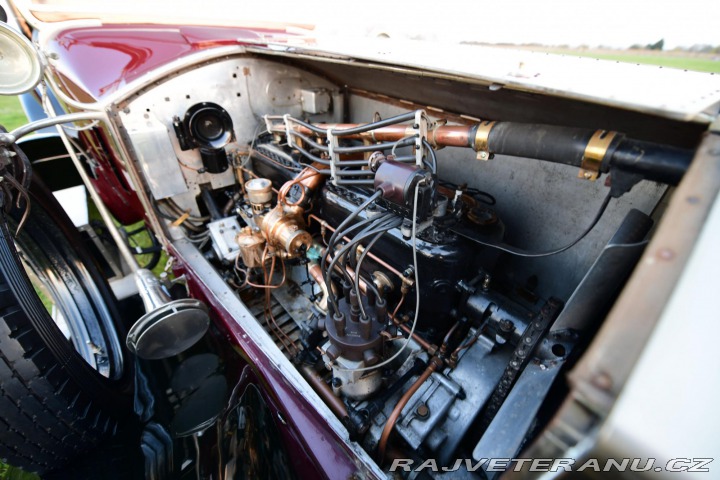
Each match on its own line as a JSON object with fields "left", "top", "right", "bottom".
{"left": 47, "top": 24, "right": 304, "bottom": 224}
{"left": 48, "top": 24, "right": 302, "bottom": 100}
{"left": 46, "top": 23, "right": 365, "bottom": 478}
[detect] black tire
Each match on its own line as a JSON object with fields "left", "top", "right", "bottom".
{"left": 0, "top": 176, "right": 132, "bottom": 474}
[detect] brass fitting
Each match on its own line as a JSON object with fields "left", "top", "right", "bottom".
{"left": 235, "top": 227, "right": 265, "bottom": 268}
{"left": 258, "top": 204, "right": 312, "bottom": 258}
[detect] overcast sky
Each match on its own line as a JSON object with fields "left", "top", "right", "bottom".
{"left": 306, "top": 0, "right": 720, "bottom": 48}
{"left": 24, "top": 0, "right": 720, "bottom": 49}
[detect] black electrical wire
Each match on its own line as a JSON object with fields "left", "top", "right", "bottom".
{"left": 438, "top": 180, "right": 496, "bottom": 206}
{"left": 328, "top": 213, "right": 394, "bottom": 286}
{"left": 334, "top": 182, "right": 423, "bottom": 374}
{"left": 333, "top": 215, "right": 402, "bottom": 275}
{"left": 353, "top": 227, "right": 394, "bottom": 319}
{"left": 291, "top": 142, "right": 331, "bottom": 165}
{"left": 328, "top": 214, "right": 398, "bottom": 302}
{"left": 323, "top": 190, "right": 382, "bottom": 313}
{"left": 327, "top": 213, "right": 393, "bottom": 281}
{"left": 422, "top": 139, "right": 438, "bottom": 174}
{"left": 326, "top": 217, "right": 402, "bottom": 313}
{"left": 289, "top": 129, "right": 416, "bottom": 155}
{"left": 458, "top": 193, "right": 613, "bottom": 258}
{"left": 332, "top": 213, "right": 393, "bottom": 249}
{"left": 337, "top": 213, "right": 398, "bottom": 276}
{"left": 287, "top": 111, "right": 418, "bottom": 137}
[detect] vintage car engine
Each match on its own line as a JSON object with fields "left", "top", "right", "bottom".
{"left": 164, "top": 106, "right": 663, "bottom": 469}
{"left": 113, "top": 52, "right": 688, "bottom": 475}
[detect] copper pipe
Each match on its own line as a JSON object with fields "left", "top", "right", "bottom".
{"left": 298, "top": 162, "right": 327, "bottom": 191}
{"left": 308, "top": 262, "right": 332, "bottom": 311}
{"left": 308, "top": 214, "right": 412, "bottom": 286}
{"left": 398, "top": 323, "right": 435, "bottom": 354}
{"left": 390, "top": 292, "right": 437, "bottom": 354}
{"left": 308, "top": 249, "right": 368, "bottom": 300}
{"left": 307, "top": 262, "right": 325, "bottom": 286}
{"left": 439, "top": 320, "right": 462, "bottom": 356}
{"left": 451, "top": 330, "right": 481, "bottom": 361}
{"left": 300, "top": 366, "right": 348, "bottom": 419}
{"left": 390, "top": 291, "right": 406, "bottom": 323}
{"left": 271, "top": 123, "right": 474, "bottom": 150}
{"left": 238, "top": 166, "right": 280, "bottom": 194}
{"left": 430, "top": 125, "right": 475, "bottom": 148}
{"left": 377, "top": 357, "right": 443, "bottom": 464}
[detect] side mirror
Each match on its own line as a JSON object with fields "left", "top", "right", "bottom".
{"left": 0, "top": 22, "right": 43, "bottom": 95}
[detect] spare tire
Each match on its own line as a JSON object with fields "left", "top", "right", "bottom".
{"left": 0, "top": 173, "right": 132, "bottom": 474}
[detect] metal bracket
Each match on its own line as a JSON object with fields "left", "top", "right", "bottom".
{"left": 327, "top": 128, "right": 338, "bottom": 186}
{"left": 413, "top": 110, "right": 429, "bottom": 167}
{"left": 474, "top": 120, "right": 496, "bottom": 161}
{"left": 579, "top": 130, "right": 618, "bottom": 181}
{"left": 281, "top": 114, "right": 293, "bottom": 149}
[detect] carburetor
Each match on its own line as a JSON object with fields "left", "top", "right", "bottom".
{"left": 235, "top": 177, "right": 312, "bottom": 265}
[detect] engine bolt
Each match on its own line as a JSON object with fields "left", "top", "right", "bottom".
{"left": 416, "top": 403, "right": 430, "bottom": 419}
{"left": 499, "top": 319, "right": 514, "bottom": 332}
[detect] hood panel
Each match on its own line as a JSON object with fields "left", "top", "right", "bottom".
{"left": 46, "top": 24, "right": 292, "bottom": 100}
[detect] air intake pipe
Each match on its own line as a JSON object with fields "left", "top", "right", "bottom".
{"left": 272, "top": 117, "right": 693, "bottom": 189}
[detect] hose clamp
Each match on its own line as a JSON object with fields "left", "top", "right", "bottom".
{"left": 474, "top": 121, "right": 496, "bottom": 161}
{"left": 579, "top": 130, "right": 618, "bottom": 181}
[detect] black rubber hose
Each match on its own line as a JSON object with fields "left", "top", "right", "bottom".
{"left": 322, "top": 190, "right": 383, "bottom": 314}
{"left": 485, "top": 122, "right": 693, "bottom": 185}
{"left": 608, "top": 139, "right": 691, "bottom": 185}
{"left": 487, "top": 123, "right": 596, "bottom": 167}
{"left": 200, "top": 184, "right": 222, "bottom": 221}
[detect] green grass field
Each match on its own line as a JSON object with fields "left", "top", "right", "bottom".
{"left": 547, "top": 49, "right": 720, "bottom": 73}
{"left": 0, "top": 464, "right": 38, "bottom": 480}
{"left": 0, "top": 97, "right": 27, "bottom": 132}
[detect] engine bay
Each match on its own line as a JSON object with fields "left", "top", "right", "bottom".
{"left": 113, "top": 53, "right": 694, "bottom": 477}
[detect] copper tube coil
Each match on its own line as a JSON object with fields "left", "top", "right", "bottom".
{"left": 377, "top": 357, "right": 444, "bottom": 464}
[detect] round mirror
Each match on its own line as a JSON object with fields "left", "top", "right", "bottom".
{"left": 0, "top": 22, "right": 43, "bottom": 95}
